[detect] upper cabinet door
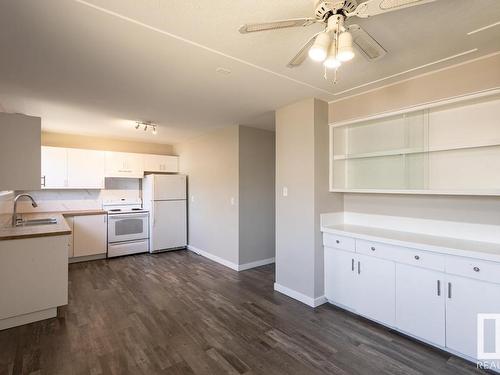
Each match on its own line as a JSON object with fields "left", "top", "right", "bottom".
{"left": 67, "top": 148, "right": 105, "bottom": 189}
{"left": 144, "top": 154, "right": 179, "bottom": 173}
{"left": 41, "top": 146, "right": 68, "bottom": 188}
{"left": 104, "top": 151, "right": 144, "bottom": 178}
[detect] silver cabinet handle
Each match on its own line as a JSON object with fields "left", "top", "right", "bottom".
{"left": 41, "top": 175, "right": 46, "bottom": 187}
{"left": 437, "top": 280, "right": 441, "bottom": 296}
{"left": 351, "top": 259, "right": 354, "bottom": 271}
{"left": 414, "top": 255, "right": 420, "bottom": 260}
{"left": 336, "top": 240, "right": 340, "bottom": 244}
{"left": 371, "top": 246, "right": 376, "bottom": 251}
{"left": 473, "top": 266, "right": 480, "bottom": 272}
{"left": 358, "top": 261, "right": 361, "bottom": 274}
{"left": 448, "top": 282, "right": 452, "bottom": 299}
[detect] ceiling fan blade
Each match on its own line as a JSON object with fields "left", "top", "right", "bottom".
{"left": 287, "top": 32, "right": 321, "bottom": 68}
{"left": 346, "top": 0, "right": 435, "bottom": 18}
{"left": 239, "top": 18, "right": 317, "bottom": 34}
{"left": 348, "top": 24, "right": 387, "bottom": 61}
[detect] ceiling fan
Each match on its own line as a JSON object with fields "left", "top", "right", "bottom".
{"left": 239, "top": 0, "right": 435, "bottom": 79}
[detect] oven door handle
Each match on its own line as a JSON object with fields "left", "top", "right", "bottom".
{"left": 108, "top": 214, "right": 149, "bottom": 220}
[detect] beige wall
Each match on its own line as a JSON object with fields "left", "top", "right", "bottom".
{"left": 175, "top": 126, "right": 240, "bottom": 264}
{"left": 239, "top": 126, "right": 275, "bottom": 264}
{"left": 329, "top": 53, "right": 500, "bottom": 225}
{"left": 42, "top": 132, "right": 174, "bottom": 155}
{"left": 276, "top": 98, "right": 343, "bottom": 299}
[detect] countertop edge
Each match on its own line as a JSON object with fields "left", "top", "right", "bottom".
{"left": 321, "top": 225, "right": 500, "bottom": 263}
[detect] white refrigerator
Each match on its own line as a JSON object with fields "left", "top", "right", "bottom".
{"left": 142, "top": 174, "right": 187, "bottom": 253}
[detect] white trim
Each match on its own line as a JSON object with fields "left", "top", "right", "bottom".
{"left": 74, "top": 0, "right": 336, "bottom": 98}
{"left": 468, "top": 21, "right": 500, "bottom": 35}
{"left": 187, "top": 245, "right": 239, "bottom": 271}
{"left": 328, "top": 51, "right": 500, "bottom": 103}
{"left": 274, "top": 283, "right": 327, "bottom": 308}
{"left": 330, "top": 87, "right": 500, "bottom": 128}
{"left": 238, "top": 257, "right": 275, "bottom": 271}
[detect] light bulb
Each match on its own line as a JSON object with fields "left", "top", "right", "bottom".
{"left": 324, "top": 40, "right": 341, "bottom": 69}
{"left": 308, "top": 32, "right": 331, "bottom": 62}
{"left": 337, "top": 31, "right": 355, "bottom": 62}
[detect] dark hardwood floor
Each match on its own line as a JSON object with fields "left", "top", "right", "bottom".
{"left": 0, "top": 250, "right": 484, "bottom": 375}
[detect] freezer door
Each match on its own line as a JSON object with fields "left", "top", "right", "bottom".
{"left": 150, "top": 200, "right": 187, "bottom": 252}
{"left": 154, "top": 174, "right": 186, "bottom": 200}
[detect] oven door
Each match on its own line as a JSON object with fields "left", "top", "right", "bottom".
{"left": 107, "top": 213, "right": 149, "bottom": 243}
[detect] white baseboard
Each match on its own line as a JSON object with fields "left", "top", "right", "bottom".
{"left": 238, "top": 257, "right": 275, "bottom": 271}
{"left": 274, "top": 283, "right": 327, "bottom": 308}
{"left": 0, "top": 307, "right": 57, "bottom": 331}
{"left": 188, "top": 245, "right": 275, "bottom": 272}
{"left": 187, "top": 245, "right": 239, "bottom": 271}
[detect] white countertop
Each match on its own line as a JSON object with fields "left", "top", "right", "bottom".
{"left": 321, "top": 224, "right": 500, "bottom": 262}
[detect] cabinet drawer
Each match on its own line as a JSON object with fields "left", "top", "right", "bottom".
{"left": 446, "top": 256, "right": 500, "bottom": 284}
{"left": 323, "top": 233, "right": 355, "bottom": 252}
{"left": 356, "top": 240, "right": 445, "bottom": 272}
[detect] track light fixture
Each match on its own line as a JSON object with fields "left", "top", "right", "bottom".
{"left": 135, "top": 121, "right": 158, "bottom": 135}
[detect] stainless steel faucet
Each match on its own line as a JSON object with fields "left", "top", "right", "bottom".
{"left": 12, "top": 194, "right": 38, "bottom": 227}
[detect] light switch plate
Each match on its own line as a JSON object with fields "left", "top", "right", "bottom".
{"left": 282, "top": 187, "right": 288, "bottom": 197}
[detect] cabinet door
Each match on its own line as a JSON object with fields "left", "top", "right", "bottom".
{"left": 73, "top": 215, "right": 107, "bottom": 257}
{"left": 67, "top": 148, "right": 105, "bottom": 188}
{"left": 356, "top": 254, "right": 396, "bottom": 327}
{"left": 41, "top": 146, "right": 67, "bottom": 188}
{"left": 446, "top": 275, "right": 500, "bottom": 360}
{"left": 105, "top": 152, "right": 143, "bottom": 178}
{"left": 395, "top": 264, "right": 445, "bottom": 346}
{"left": 324, "top": 247, "right": 357, "bottom": 310}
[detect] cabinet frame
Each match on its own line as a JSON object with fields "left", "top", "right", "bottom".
{"left": 329, "top": 88, "right": 500, "bottom": 196}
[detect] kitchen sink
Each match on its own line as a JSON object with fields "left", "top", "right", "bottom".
{"left": 16, "top": 218, "right": 58, "bottom": 227}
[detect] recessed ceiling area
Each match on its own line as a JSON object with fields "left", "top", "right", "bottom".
{"left": 0, "top": 0, "right": 499, "bottom": 143}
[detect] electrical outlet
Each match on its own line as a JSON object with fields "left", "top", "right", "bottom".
{"left": 282, "top": 187, "right": 288, "bottom": 197}
{"left": 191, "top": 195, "right": 195, "bottom": 203}
{"left": 230, "top": 197, "right": 235, "bottom": 206}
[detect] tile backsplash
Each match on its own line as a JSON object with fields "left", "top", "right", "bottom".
{"left": 0, "top": 178, "right": 141, "bottom": 214}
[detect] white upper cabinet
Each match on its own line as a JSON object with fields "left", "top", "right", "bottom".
{"left": 41, "top": 146, "right": 68, "bottom": 188}
{"left": 330, "top": 90, "right": 500, "bottom": 195}
{"left": 41, "top": 147, "right": 104, "bottom": 189}
{"left": 143, "top": 154, "right": 178, "bottom": 173}
{"left": 67, "top": 148, "right": 105, "bottom": 189}
{"left": 105, "top": 151, "right": 144, "bottom": 178}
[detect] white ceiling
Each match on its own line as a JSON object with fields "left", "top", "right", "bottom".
{"left": 0, "top": 0, "right": 499, "bottom": 143}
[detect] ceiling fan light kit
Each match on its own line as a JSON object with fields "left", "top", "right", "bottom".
{"left": 308, "top": 32, "right": 331, "bottom": 61}
{"left": 239, "top": 0, "right": 436, "bottom": 82}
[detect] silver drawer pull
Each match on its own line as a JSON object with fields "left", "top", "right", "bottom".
{"left": 473, "top": 266, "right": 480, "bottom": 272}
{"left": 371, "top": 246, "right": 376, "bottom": 251}
{"left": 437, "top": 280, "right": 441, "bottom": 296}
{"left": 336, "top": 240, "right": 340, "bottom": 244}
{"left": 351, "top": 259, "right": 354, "bottom": 271}
{"left": 414, "top": 255, "right": 420, "bottom": 260}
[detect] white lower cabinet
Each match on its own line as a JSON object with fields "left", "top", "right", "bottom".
{"left": 395, "top": 264, "right": 445, "bottom": 346}
{"left": 325, "top": 247, "right": 357, "bottom": 310}
{"left": 324, "top": 248, "right": 395, "bottom": 326}
{"left": 446, "top": 274, "right": 500, "bottom": 360}
{"left": 324, "top": 231, "right": 500, "bottom": 366}
{"left": 73, "top": 215, "right": 107, "bottom": 258}
{"left": 356, "top": 254, "right": 395, "bottom": 327}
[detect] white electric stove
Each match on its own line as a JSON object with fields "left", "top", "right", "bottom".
{"left": 103, "top": 200, "right": 150, "bottom": 258}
